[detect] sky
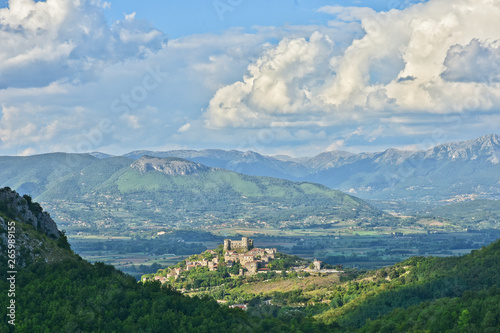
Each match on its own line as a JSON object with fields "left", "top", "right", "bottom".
{"left": 0, "top": 0, "right": 499, "bottom": 157}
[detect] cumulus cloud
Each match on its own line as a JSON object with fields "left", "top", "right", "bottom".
{"left": 205, "top": 0, "right": 500, "bottom": 130}
{"left": 442, "top": 39, "right": 500, "bottom": 83}
{"left": 0, "top": 0, "right": 166, "bottom": 89}
{"left": 0, "top": 22, "right": 279, "bottom": 154}
{"left": 205, "top": 31, "right": 335, "bottom": 128}
{"left": 0, "top": 103, "right": 90, "bottom": 149}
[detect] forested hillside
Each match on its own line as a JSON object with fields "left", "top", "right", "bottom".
{"left": 314, "top": 240, "right": 500, "bottom": 331}
{"left": 0, "top": 188, "right": 322, "bottom": 332}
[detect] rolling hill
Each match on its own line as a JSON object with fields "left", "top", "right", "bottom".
{"left": 422, "top": 199, "right": 500, "bottom": 229}
{"left": 0, "top": 153, "right": 98, "bottom": 198}
{"left": 0, "top": 156, "right": 388, "bottom": 235}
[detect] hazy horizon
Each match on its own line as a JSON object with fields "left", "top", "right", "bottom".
{"left": 2, "top": 132, "right": 497, "bottom": 159}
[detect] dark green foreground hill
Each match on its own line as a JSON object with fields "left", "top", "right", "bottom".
{"left": 0, "top": 188, "right": 298, "bottom": 332}
{"left": 1, "top": 188, "right": 499, "bottom": 332}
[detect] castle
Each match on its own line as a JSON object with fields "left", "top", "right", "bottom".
{"left": 151, "top": 237, "right": 341, "bottom": 284}
{"left": 223, "top": 237, "right": 277, "bottom": 275}
{"left": 224, "top": 237, "right": 254, "bottom": 252}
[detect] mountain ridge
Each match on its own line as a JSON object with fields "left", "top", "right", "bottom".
{"left": 131, "top": 156, "right": 211, "bottom": 176}
{"left": 120, "top": 134, "right": 500, "bottom": 202}
{"left": 0, "top": 134, "right": 498, "bottom": 206}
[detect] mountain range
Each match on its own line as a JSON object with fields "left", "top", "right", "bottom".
{"left": 0, "top": 134, "right": 498, "bottom": 233}
{"left": 124, "top": 134, "right": 500, "bottom": 202}
{"left": 2, "top": 135, "right": 498, "bottom": 205}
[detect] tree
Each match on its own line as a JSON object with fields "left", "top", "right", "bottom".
{"left": 481, "top": 310, "right": 497, "bottom": 328}
{"left": 458, "top": 309, "right": 471, "bottom": 330}
{"left": 57, "top": 230, "right": 72, "bottom": 251}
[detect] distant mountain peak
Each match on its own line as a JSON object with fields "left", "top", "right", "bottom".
{"left": 473, "top": 133, "right": 500, "bottom": 149}
{"left": 89, "top": 152, "right": 114, "bottom": 159}
{"left": 477, "top": 133, "right": 500, "bottom": 142}
{"left": 436, "top": 134, "right": 499, "bottom": 149}
{"left": 131, "top": 156, "right": 210, "bottom": 176}
{"left": 423, "top": 134, "right": 500, "bottom": 162}
{"left": 304, "top": 150, "right": 355, "bottom": 169}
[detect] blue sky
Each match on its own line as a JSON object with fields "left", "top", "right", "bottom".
{"left": 0, "top": 0, "right": 498, "bottom": 157}
{"left": 103, "top": 0, "right": 409, "bottom": 38}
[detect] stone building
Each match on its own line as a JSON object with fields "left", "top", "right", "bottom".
{"left": 240, "top": 254, "right": 255, "bottom": 265}
{"left": 154, "top": 276, "right": 167, "bottom": 283}
{"left": 245, "top": 261, "right": 259, "bottom": 274}
{"left": 224, "top": 237, "right": 254, "bottom": 252}
{"left": 247, "top": 248, "right": 265, "bottom": 257}
{"left": 313, "top": 259, "right": 322, "bottom": 271}
{"left": 208, "top": 261, "right": 216, "bottom": 271}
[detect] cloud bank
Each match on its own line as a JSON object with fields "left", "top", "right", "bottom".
{"left": 205, "top": 0, "right": 500, "bottom": 130}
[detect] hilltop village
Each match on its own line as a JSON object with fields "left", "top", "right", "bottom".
{"left": 147, "top": 237, "right": 334, "bottom": 285}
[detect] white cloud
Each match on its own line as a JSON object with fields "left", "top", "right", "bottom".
{"left": 178, "top": 123, "right": 191, "bottom": 133}
{"left": 0, "top": 103, "right": 88, "bottom": 149}
{"left": 17, "top": 147, "right": 38, "bottom": 156}
{"left": 442, "top": 39, "right": 500, "bottom": 83}
{"left": 125, "top": 12, "right": 136, "bottom": 21}
{"left": 121, "top": 114, "right": 141, "bottom": 129}
{"left": 205, "top": 31, "right": 336, "bottom": 128}
{"left": 326, "top": 139, "right": 345, "bottom": 151}
{"left": 0, "top": 0, "right": 166, "bottom": 89}
{"left": 0, "top": 0, "right": 498, "bottom": 157}
{"left": 205, "top": 0, "right": 500, "bottom": 130}
{"left": 318, "top": 5, "right": 376, "bottom": 21}
{"left": 0, "top": 24, "right": 279, "bottom": 154}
